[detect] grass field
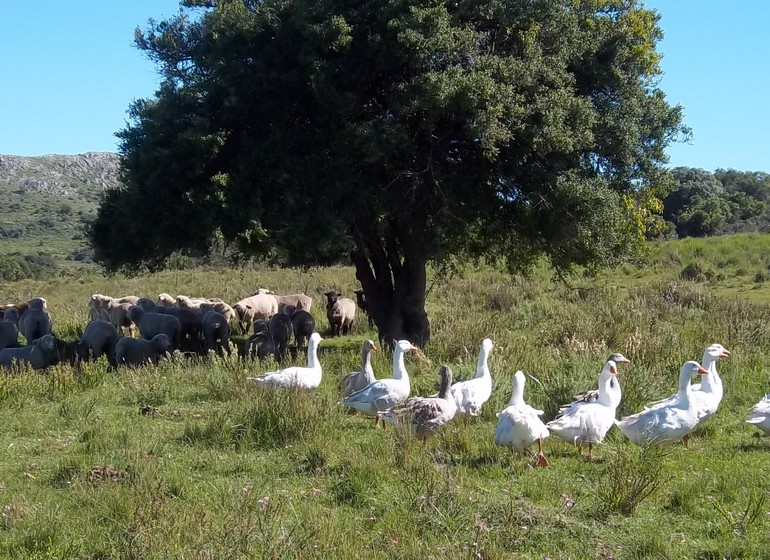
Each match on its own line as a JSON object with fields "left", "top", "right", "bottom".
{"left": 0, "top": 234, "right": 769, "bottom": 559}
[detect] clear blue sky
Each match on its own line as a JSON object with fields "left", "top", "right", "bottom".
{"left": 0, "top": 1, "right": 767, "bottom": 172}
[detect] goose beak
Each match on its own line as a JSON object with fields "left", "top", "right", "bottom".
{"left": 370, "top": 342, "right": 377, "bottom": 351}
{"left": 610, "top": 364, "right": 617, "bottom": 375}
{"left": 720, "top": 349, "right": 731, "bottom": 357}
{"left": 619, "top": 357, "right": 631, "bottom": 364}
{"left": 408, "top": 343, "right": 419, "bottom": 351}
{"left": 697, "top": 366, "right": 708, "bottom": 375}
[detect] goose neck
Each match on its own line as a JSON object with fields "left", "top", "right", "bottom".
{"left": 362, "top": 349, "right": 375, "bottom": 381}
{"left": 597, "top": 369, "right": 614, "bottom": 406}
{"left": 508, "top": 374, "right": 525, "bottom": 405}
{"left": 476, "top": 347, "right": 490, "bottom": 379}
{"left": 392, "top": 348, "right": 409, "bottom": 381}
{"left": 699, "top": 354, "right": 720, "bottom": 392}
{"left": 306, "top": 339, "right": 320, "bottom": 369}
{"left": 438, "top": 373, "right": 452, "bottom": 399}
{"left": 677, "top": 371, "right": 693, "bottom": 403}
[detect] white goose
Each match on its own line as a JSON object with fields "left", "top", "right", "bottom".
{"left": 339, "top": 339, "right": 417, "bottom": 426}
{"left": 546, "top": 358, "right": 623, "bottom": 459}
{"left": 746, "top": 395, "right": 770, "bottom": 435}
{"left": 378, "top": 365, "right": 457, "bottom": 440}
{"left": 448, "top": 338, "right": 494, "bottom": 416}
{"left": 494, "top": 371, "right": 550, "bottom": 467}
{"left": 616, "top": 361, "right": 709, "bottom": 446}
{"left": 339, "top": 339, "right": 377, "bottom": 398}
{"left": 569, "top": 353, "right": 630, "bottom": 408}
{"left": 246, "top": 332, "right": 323, "bottom": 390}
{"left": 644, "top": 344, "right": 730, "bottom": 425}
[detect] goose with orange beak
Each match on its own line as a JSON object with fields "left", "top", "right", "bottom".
{"left": 339, "top": 339, "right": 418, "bottom": 426}
{"left": 546, "top": 356, "right": 627, "bottom": 459}
{"left": 643, "top": 344, "right": 731, "bottom": 426}
{"left": 616, "top": 361, "right": 709, "bottom": 446}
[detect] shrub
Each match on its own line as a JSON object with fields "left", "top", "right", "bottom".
{"left": 594, "top": 444, "right": 670, "bottom": 517}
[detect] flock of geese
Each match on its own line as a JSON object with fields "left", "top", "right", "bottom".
{"left": 245, "top": 334, "right": 770, "bottom": 465}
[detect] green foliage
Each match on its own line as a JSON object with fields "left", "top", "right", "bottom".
{"left": 660, "top": 167, "right": 770, "bottom": 238}
{"left": 92, "top": 0, "right": 686, "bottom": 279}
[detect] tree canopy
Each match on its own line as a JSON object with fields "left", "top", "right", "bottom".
{"left": 659, "top": 167, "right": 769, "bottom": 238}
{"left": 90, "top": 0, "right": 687, "bottom": 344}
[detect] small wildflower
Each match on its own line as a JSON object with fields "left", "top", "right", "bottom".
{"left": 559, "top": 493, "right": 575, "bottom": 509}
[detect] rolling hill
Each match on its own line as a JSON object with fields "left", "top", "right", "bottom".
{"left": 0, "top": 152, "right": 120, "bottom": 275}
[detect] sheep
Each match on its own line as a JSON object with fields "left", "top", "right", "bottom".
{"left": 176, "top": 295, "right": 230, "bottom": 321}
{"left": 324, "top": 290, "right": 356, "bottom": 337}
{"left": 268, "top": 311, "right": 294, "bottom": 361}
{"left": 1, "top": 307, "right": 20, "bottom": 328}
{"left": 127, "top": 305, "right": 182, "bottom": 350}
{"left": 136, "top": 298, "right": 201, "bottom": 353}
{"left": 201, "top": 310, "right": 231, "bottom": 357}
{"left": 176, "top": 294, "right": 225, "bottom": 307}
{"left": 254, "top": 289, "right": 313, "bottom": 313}
{"left": 115, "top": 334, "right": 173, "bottom": 367}
{"left": 18, "top": 298, "right": 53, "bottom": 344}
{"left": 88, "top": 294, "right": 139, "bottom": 322}
{"left": 0, "top": 334, "right": 57, "bottom": 370}
{"left": 156, "top": 293, "right": 177, "bottom": 307}
{"left": 354, "top": 289, "right": 375, "bottom": 328}
{"left": 108, "top": 302, "right": 136, "bottom": 338}
{"left": 199, "top": 301, "right": 237, "bottom": 324}
{"left": 1, "top": 301, "right": 29, "bottom": 320}
{"left": 27, "top": 297, "right": 47, "bottom": 311}
{"left": 77, "top": 319, "right": 119, "bottom": 366}
{"left": 241, "top": 320, "right": 276, "bottom": 361}
{"left": 234, "top": 294, "right": 278, "bottom": 332}
{"left": 49, "top": 337, "right": 82, "bottom": 367}
{"left": 281, "top": 305, "right": 316, "bottom": 348}
{"left": 0, "top": 317, "right": 20, "bottom": 351}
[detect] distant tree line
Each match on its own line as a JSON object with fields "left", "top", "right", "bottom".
{"left": 656, "top": 168, "right": 770, "bottom": 239}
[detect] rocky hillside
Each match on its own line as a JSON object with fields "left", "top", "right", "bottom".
{"left": 0, "top": 152, "right": 120, "bottom": 197}
{"left": 0, "top": 152, "right": 122, "bottom": 277}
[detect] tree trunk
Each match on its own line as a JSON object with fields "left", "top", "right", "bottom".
{"left": 351, "top": 222, "right": 431, "bottom": 348}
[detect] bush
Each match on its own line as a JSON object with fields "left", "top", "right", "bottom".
{"left": 594, "top": 444, "right": 670, "bottom": 517}
{"left": 679, "top": 263, "right": 701, "bottom": 281}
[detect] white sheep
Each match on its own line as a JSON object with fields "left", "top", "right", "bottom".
{"left": 199, "top": 301, "right": 237, "bottom": 323}
{"left": 88, "top": 294, "right": 139, "bottom": 323}
{"left": 108, "top": 301, "right": 136, "bottom": 337}
{"left": 254, "top": 289, "right": 312, "bottom": 312}
{"left": 156, "top": 293, "right": 177, "bottom": 307}
{"left": 324, "top": 290, "right": 356, "bottom": 337}
{"left": 234, "top": 294, "right": 278, "bottom": 332}
{"left": 175, "top": 295, "right": 228, "bottom": 315}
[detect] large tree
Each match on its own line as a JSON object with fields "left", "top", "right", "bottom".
{"left": 90, "top": 0, "right": 687, "bottom": 345}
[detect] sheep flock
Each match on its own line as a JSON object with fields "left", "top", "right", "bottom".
{"left": 0, "top": 287, "right": 367, "bottom": 370}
